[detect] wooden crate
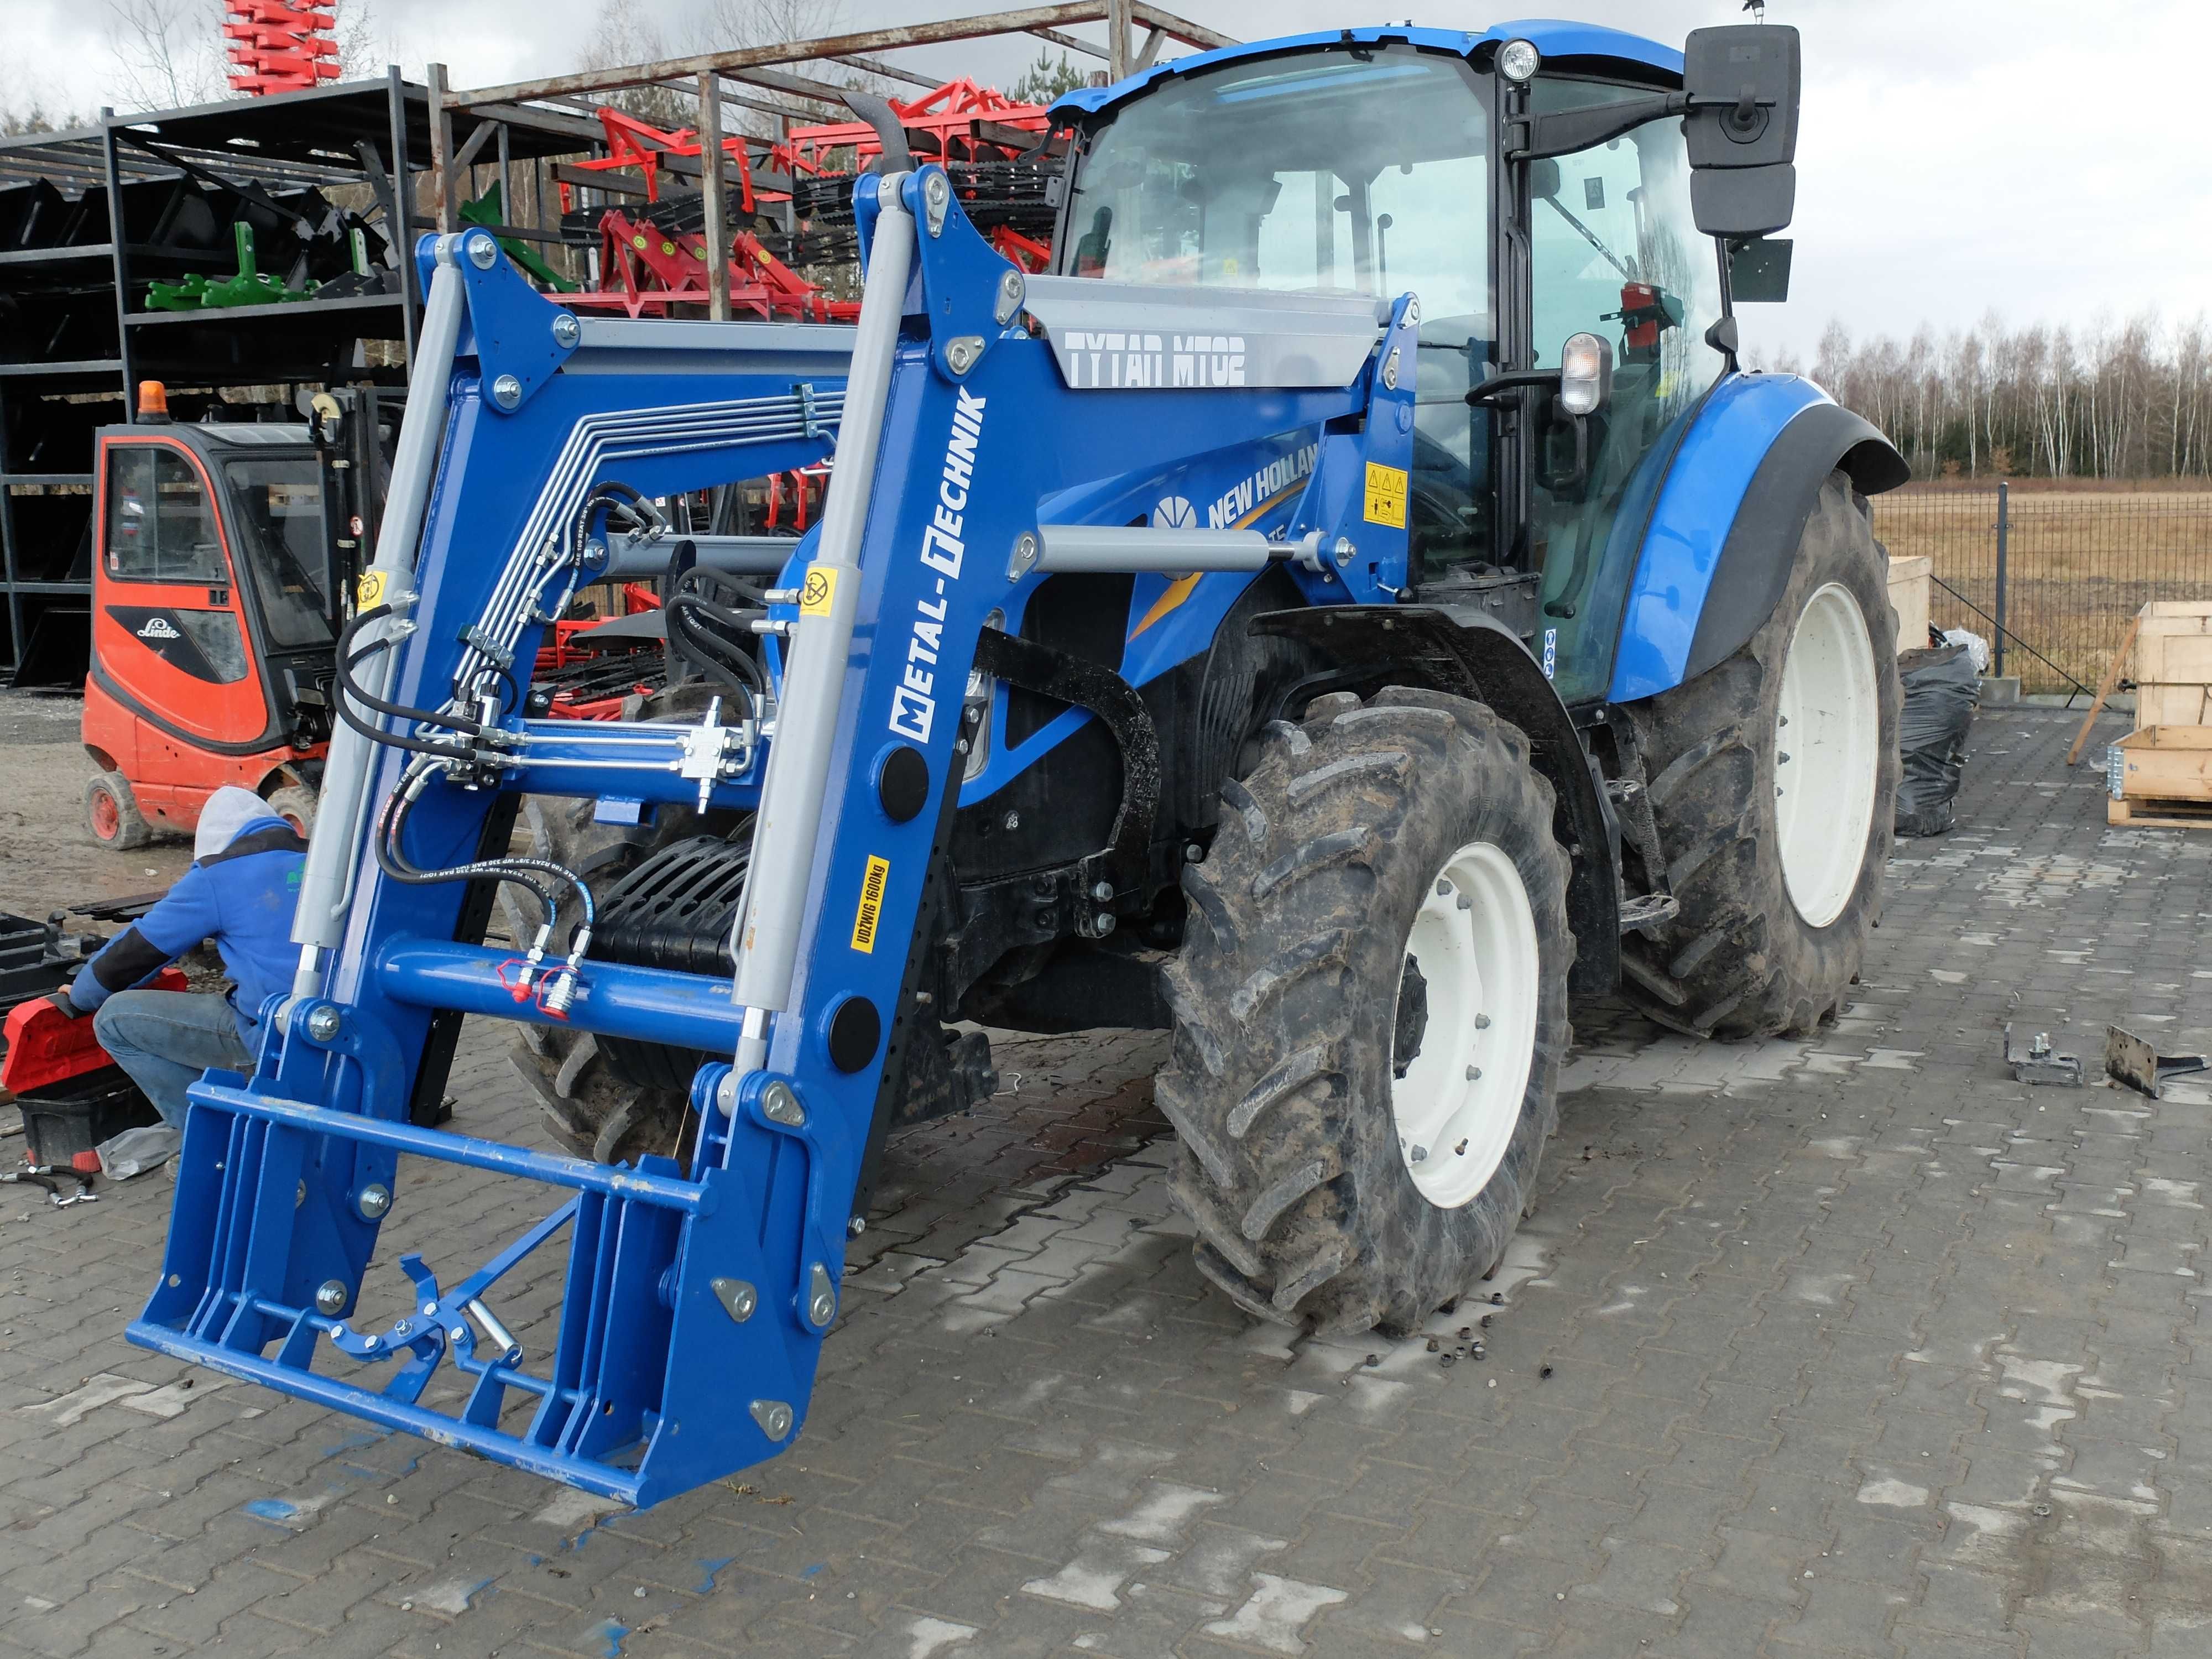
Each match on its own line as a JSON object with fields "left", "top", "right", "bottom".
{"left": 1886, "top": 554, "right": 1931, "bottom": 655}
{"left": 2107, "top": 724, "right": 2212, "bottom": 827}
{"left": 2135, "top": 602, "right": 2212, "bottom": 729}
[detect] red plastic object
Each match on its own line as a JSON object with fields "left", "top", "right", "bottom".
{"left": 1, "top": 967, "right": 188, "bottom": 1095}
{"left": 223, "top": 1, "right": 341, "bottom": 96}
{"left": 1618, "top": 282, "right": 1663, "bottom": 352}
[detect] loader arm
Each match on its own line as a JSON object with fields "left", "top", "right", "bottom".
{"left": 132, "top": 174, "right": 1432, "bottom": 1507}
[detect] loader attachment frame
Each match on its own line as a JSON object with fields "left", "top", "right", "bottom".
{"left": 132, "top": 171, "right": 1439, "bottom": 1506}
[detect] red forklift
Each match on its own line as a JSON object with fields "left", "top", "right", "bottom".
{"left": 81, "top": 382, "right": 396, "bottom": 847}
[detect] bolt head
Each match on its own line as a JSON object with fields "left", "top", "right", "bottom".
{"left": 491, "top": 374, "right": 523, "bottom": 410}
{"left": 1092, "top": 912, "right": 1117, "bottom": 936}
{"left": 305, "top": 1004, "right": 341, "bottom": 1042}
{"left": 925, "top": 171, "right": 950, "bottom": 206}
{"left": 1003, "top": 809, "right": 1022, "bottom": 831}
{"left": 762, "top": 1081, "right": 805, "bottom": 1126}
{"left": 1091, "top": 880, "right": 1114, "bottom": 903}
{"left": 810, "top": 1292, "right": 836, "bottom": 1325}
{"left": 356, "top": 1183, "right": 392, "bottom": 1220}
{"left": 847, "top": 1215, "right": 866, "bottom": 1237}
{"left": 467, "top": 233, "right": 498, "bottom": 269}
{"left": 1333, "top": 536, "right": 1357, "bottom": 567}
{"left": 551, "top": 312, "right": 581, "bottom": 347}
{"left": 314, "top": 1279, "right": 347, "bottom": 1316}
{"left": 945, "top": 335, "right": 984, "bottom": 375}
{"left": 994, "top": 267, "right": 1026, "bottom": 325}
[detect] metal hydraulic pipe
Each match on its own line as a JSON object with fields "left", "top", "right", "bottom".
{"left": 602, "top": 533, "right": 809, "bottom": 577}
{"left": 289, "top": 238, "right": 468, "bottom": 1001}
{"left": 375, "top": 938, "right": 748, "bottom": 1053}
{"left": 1037, "top": 524, "right": 1275, "bottom": 573}
{"left": 726, "top": 174, "right": 916, "bottom": 1077}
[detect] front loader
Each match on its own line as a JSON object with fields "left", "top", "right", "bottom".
{"left": 133, "top": 20, "right": 1907, "bottom": 1507}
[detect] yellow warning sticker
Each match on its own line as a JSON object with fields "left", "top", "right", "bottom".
{"left": 1363, "top": 462, "right": 1408, "bottom": 529}
{"left": 850, "top": 854, "right": 891, "bottom": 953}
{"left": 800, "top": 564, "right": 838, "bottom": 618}
{"left": 356, "top": 570, "right": 388, "bottom": 610}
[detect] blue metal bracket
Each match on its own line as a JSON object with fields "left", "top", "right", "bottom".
{"left": 442, "top": 228, "right": 582, "bottom": 415}
{"left": 904, "top": 165, "right": 1025, "bottom": 385}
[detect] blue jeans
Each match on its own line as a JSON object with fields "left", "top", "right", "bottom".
{"left": 92, "top": 990, "right": 254, "bottom": 1129}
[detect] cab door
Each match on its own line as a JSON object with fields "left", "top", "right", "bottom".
{"left": 94, "top": 437, "right": 274, "bottom": 771}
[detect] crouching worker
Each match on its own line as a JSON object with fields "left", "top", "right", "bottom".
{"left": 57, "top": 786, "right": 307, "bottom": 1128}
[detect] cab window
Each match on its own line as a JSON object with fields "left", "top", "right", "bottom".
{"left": 105, "top": 446, "right": 227, "bottom": 585}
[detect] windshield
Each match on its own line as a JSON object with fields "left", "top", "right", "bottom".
{"left": 1067, "top": 44, "right": 1495, "bottom": 566}
{"left": 221, "top": 457, "right": 332, "bottom": 649}
{"left": 1068, "top": 46, "right": 1490, "bottom": 311}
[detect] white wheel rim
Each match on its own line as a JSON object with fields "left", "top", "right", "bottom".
{"left": 1389, "top": 840, "right": 1541, "bottom": 1209}
{"left": 1775, "top": 581, "right": 1880, "bottom": 928}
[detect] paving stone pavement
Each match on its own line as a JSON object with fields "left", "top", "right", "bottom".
{"left": 6, "top": 706, "right": 2212, "bottom": 1659}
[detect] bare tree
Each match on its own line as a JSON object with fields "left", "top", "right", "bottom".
{"left": 1768, "top": 309, "right": 2212, "bottom": 481}
{"left": 110, "top": 0, "right": 226, "bottom": 111}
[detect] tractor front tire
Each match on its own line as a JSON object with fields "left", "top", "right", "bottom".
{"left": 502, "top": 788, "right": 695, "bottom": 1165}
{"left": 500, "top": 686, "right": 717, "bottom": 1164}
{"left": 1160, "top": 687, "right": 1574, "bottom": 1335}
{"left": 86, "top": 772, "right": 153, "bottom": 851}
{"left": 1616, "top": 472, "right": 1901, "bottom": 1040}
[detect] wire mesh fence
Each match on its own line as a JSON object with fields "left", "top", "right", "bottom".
{"left": 1871, "top": 484, "right": 2212, "bottom": 697}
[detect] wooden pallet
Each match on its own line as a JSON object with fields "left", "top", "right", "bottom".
{"left": 2108, "top": 795, "right": 2212, "bottom": 829}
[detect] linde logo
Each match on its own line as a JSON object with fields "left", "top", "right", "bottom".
{"left": 888, "top": 387, "right": 987, "bottom": 745}
{"left": 137, "top": 617, "right": 181, "bottom": 640}
{"left": 1061, "top": 332, "right": 1246, "bottom": 389}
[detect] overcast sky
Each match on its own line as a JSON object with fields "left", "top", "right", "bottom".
{"left": 11, "top": 1, "right": 2209, "bottom": 361}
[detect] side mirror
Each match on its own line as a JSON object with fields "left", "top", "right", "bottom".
{"left": 1682, "top": 24, "right": 1800, "bottom": 237}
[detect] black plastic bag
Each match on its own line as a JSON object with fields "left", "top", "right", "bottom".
{"left": 1895, "top": 642, "right": 1980, "bottom": 837}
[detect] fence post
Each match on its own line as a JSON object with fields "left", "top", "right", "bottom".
{"left": 1993, "top": 481, "right": 2009, "bottom": 680}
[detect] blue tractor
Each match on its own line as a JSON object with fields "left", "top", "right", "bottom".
{"left": 132, "top": 19, "right": 1906, "bottom": 1506}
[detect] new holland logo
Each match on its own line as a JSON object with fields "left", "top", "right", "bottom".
{"left": 136, "top": 617, "right": 181, "bottom": 641}
{"left": 1151, "top": 496, "right": 1194, "bottom": 530}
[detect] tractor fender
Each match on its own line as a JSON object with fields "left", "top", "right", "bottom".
{"left": 1249, "top": 604, "right": 1619, "bottom": 1001}
{"left": 1609, "top": 375, "right": 1910, "bottom": 703}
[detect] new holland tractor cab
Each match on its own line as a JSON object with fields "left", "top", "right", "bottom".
{"left": 132, "top": 19, "right": 1908, "bottom": 1509}
{"left": 81, "top": 386, "right": 397, "bottom": 848}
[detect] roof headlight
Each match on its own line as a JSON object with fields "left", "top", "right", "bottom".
{"left": 1498, "top": 38, "right": 1540, "bottom": 82}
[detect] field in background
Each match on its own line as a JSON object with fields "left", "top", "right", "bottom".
{"left": 1871, "top": 486, "right": 2212, "bottom": 695}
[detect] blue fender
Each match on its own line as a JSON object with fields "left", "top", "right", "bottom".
{"left": 1608, "top": 373, "right": 1908, "bottom": 704}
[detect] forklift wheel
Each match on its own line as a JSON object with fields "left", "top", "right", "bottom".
{"left": 265, "top": 785, "right": 318, "bottom": 839}
{"left": 85, "top": 773, "right": 153, "bottom": 851}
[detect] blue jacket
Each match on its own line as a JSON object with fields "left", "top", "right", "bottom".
{"left": 69, "top": 815, "right": 307, "bottom": 1044}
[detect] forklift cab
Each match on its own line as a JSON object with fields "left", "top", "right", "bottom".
{"left": 81, "top": 384, "right": 392, "bottom": 843}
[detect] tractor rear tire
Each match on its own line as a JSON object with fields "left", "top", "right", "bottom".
{"left": 86, "top": 772, "right": 153, "bottom": 851}
{"left": 1159, "top": 687, "right": 1574, "bottom": 1335}
{"left": 1616, "top": 472, "right": 1901, "bottom": 1040}
{"left": 501, "top": 687, "right": 711, "bottom": 1165}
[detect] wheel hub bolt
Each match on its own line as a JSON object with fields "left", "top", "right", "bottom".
{"left": 1466, "top": 1066, "right": 1481, "bottom": 1081}
{"left": 1409, "top": 1144, "right": 1429, "bottom": 1164}
{"left": 1474, "top": 1014, "right": 1491, "bottom": 1030}
{"left": 1436, "top": 879, "right": 1451, "bottom": 896}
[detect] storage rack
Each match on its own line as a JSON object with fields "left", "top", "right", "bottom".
{"left": 0, "top": 73, "right": 592, "bottom": 682}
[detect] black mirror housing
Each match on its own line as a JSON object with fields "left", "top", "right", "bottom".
{"left": 1682, "top": 24, "right": 1800, "bottom": 168}
{"left": 1692, "top": 166, "right": 1796, "bottom": 238}
{"left": 1683, "top": 24, "right": 1801, "bottom": 236}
